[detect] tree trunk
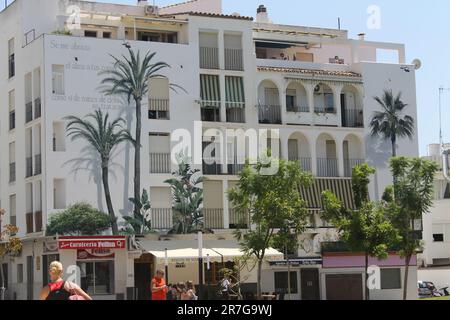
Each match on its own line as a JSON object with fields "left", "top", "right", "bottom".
{"left": 134, "top": 98, "right": 142, "bottom": 216}
{"left": 365, "top": 251, "right": 370, "bottom": 300}
{"left": 102, "top": 162, "right": 119, "bottom": 235}
{"left": 391, "top": 135, "right": 397, "bottom": 158}
{"left": 0, "top": 259, "right": 5, "bottom": 301}
{"left": 257, "top": 259, "right": 263, "bottom": 300}
{"left": 403, "top": 255, "right": 412, "bottom": 300}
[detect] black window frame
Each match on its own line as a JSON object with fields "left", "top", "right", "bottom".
{"left": 433, "top": 234, "right": 444, "bottom": 242}
{"left": 380, "top": 268, "right": 402, "bottom": 290}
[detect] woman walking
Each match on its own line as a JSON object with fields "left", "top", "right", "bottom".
{"left": 39, "top": 261, "right": 92, "bottom": 300}
{"left": 186, "top": 281, "right": 198, "bottom": 300}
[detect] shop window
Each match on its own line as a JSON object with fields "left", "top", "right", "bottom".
{"left": 380, "top": 268, "right": 401, "bottom": 289}
{"left": 274, "top": 271, "right": 298, "bottom": 294}
{"left": 77, "top": 261, "right": 115, "bottom": 295}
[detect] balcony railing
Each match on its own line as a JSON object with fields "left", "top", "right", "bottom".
{"left": 258, "top": 105, "right": 281, "bottom": 124}
{"left": 227, "top": 162, "right": 245, "bottom": 175}
{"left": 9, "top": 162, "right": 16, "bottom": 183}
{"left": 26, "top": 157, "right": 33, "bottom": 178}
{"left": 149, "top": 153, "right": 171, "bottom": 174}
{"left": 35, "top": 211, "right": 43, "bottom": 232}
{"left": 202, "top": 160, "right": 222, "bottom": 175}
{"left": 201, "top": 105, "right": 221, "bottom": 122}
{"left": 226, "top": 107, "right": 245, "bottom": 123}
{"left": 290, "top": 157, "right": 312, "bottom": 172}
{"left": 314, "top": 106, "right": 336, "bottom": 114}
{"left": 34, "top": 97, "right": 42, "bottom": 119}
{"left": 287, "top": 105, "right": 309, "bottom": 113}
{"left": 200, "top": 47, "right": 219, "bottom": 69}
{"left": 229, "top": 209, "right": 250, "bottom": 229}
{"left": 344, "top": 159, "right": 365, "bottom": 177}
{"left": 35, "top": 154, "right": 42, "bottom": 175}
{"left": 203, "top": 209, "right": 224, "bottom": 229}
{"left": 317, "top": 158, "right": 338, "bottom": 177}
{"left": 25, "top": 102, "right": 33, "bottom": 123}
{"left": 343, "top": 109, "right": 363, "bottom": 128}
{"left": 151, "top": 208, "right": 173, "bottom": 230}
{"left": 26, "top": 212, "right": 34, "bottom": 234}
{"left": 225, "top": 48, "right": 243, "bottom": 71}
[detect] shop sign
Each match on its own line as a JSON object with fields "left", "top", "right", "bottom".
{"left": 59, "top": 236, "right": 126, "bottom": 250}
{"left": 175, "top": 262, "right": 186, "bottom": 269}
{"left": 44, "top": 240, "right": 59, "bottom": 253}
{"left": 269, "top": 257, "right": 322, "bottom": 266}
{"left": 77, "top": 248, "right": 115, "bottom": 260}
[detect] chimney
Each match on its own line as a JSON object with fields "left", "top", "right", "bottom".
{"left": 138, "top": 0, "right": 148, "bottom": 7}
{"left": 256, "top": 5, "right": 270, "bottom": 23}
{"left": 358, "top": 33, "right": 366, "bottom": 41}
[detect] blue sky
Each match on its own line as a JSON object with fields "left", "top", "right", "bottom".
{"left": 2, "top": 0, "right": 448, "bottom": 155}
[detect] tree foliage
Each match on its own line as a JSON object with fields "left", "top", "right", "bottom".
{"left": 228, "top": 159, "right": 312, "bottom": 299}
{"left": 165, "top": 155, "right": 204, "bottom": 234}
{"left": 46, "top": 203, "right": 112, "bottom": 236}
{"left": 121, "top": 189, "right": 154, "bottom": 236}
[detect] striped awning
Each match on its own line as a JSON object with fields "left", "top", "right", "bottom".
{"left": 225, "top": 76, "right": 245, "bottom": 109}
{"left": 200, "top": 74, "right": 221, "bottom": 108}
{"left": 149, "top": 99, "right": 169, "bottom": 111}
{"left": 299, "top": 178, "right": 355, "bottom": 210}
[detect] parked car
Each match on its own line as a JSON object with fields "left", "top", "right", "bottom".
{"left": 418, "top": 281, "right": 450, "bottom": 298}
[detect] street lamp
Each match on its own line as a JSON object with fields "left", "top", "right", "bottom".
{"left": 164, "top": 248, "right": 169, "bottom": 285}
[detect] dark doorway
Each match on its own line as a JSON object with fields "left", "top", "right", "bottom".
{"left": 325, "top": 274, "right": 363, "bottom": 300}
{"left": 341, "top": 93, "right": 346, "bottom": 125}
{"left": 27, "top": 256, "right": 34, "bottom": 300}
{"left": 301, "top": 269, "right": 320, "bottom": 300}
{"left": 134, "top": 254, "right": 154, "bottom": 300}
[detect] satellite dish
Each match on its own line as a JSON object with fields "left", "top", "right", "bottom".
{"left": 412, "top": 59, "right": 422, "bottom": 70}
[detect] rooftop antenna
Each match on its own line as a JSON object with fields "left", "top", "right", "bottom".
{"left": 440, "top": 87, "right": 444, "bottom": 147}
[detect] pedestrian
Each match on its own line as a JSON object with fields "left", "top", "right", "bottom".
{"left": 151, "top": 269, "right": 168, "bottom": 301}
{"left": 219, "top": 275, "right": 231, "bottom": 300}
{"left": 179, "top": 282, "right": 190, "bottom": 300}
{"left": 185, "top": 281, "right": 198, "bottom": 300}
{"left": 39, "top": 261, "right": 92, "bottom": 300}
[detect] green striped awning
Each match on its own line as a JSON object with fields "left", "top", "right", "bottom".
{"left": 225, "top": 76, "right": 245, "bottom": 109}
{"left": 200, "top": 74, "right": 221, "bottom": 108}
{"left": 299, "top": 178, "right": 356, "bottom": 210}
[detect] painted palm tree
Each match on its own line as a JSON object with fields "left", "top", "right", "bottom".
{"left": 99, "top": 46, "right": 173, "bottom": 217}
{"left": 370, "top": 90, "right": 415, "bottom": 157}
{"left": 65, "top": 109, "right": 132, "bottom": 235}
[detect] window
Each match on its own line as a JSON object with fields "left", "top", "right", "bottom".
{"left": 200, "top": 74, "right": 221, "bottom": 122}
{"left": 9, "top": 194, "right": 16, "bottom": 227}
{"left": 52, "top": 65, "right": 65, "bottom": 95}
{"left": 8, "top": 38, "right": 15, "bottom": 78}
{"left": 380, "top": 268, "right": 401, "bottom": 289}
{"left": 434, "top": 234, "right": 444, "bottom": 242}
{"left": 295, "top": 52, "right": 314, "bottom": 62}
{"left": 9, "top": 142, "right": 15, "bottom": 183}
{"left": 148, "top": 77, "right": 170, "bottom": 120}
{"left": 77, "top": 261, "right": 114, "bottom": 295}
{"left": 286, "top": 89, "right": 296, "bottom": 112}
{"left": 433, "top": 224, "right": 445, "bottom": 242}
{"left": 84, "top": 30, "right": 97, "bottom": 38}
{"left": 9, "top": 90, "right": 15, "bottom": 130}
{"left": 17, "top": 264, "right": 23, "bottom": 283}
{"left": 137, "top": 31, "right": 177, "bottom": 43}
{"left": 102, "top": 32, "right": 111, "bottom": 39}
{"left": 324, "top": 93, "right": 334, "bottom": 112}
{"left": 274, "top": 272, "right": 298, "bottom": 294}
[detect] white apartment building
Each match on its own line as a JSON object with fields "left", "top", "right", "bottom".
{"left": 0, "top": 0, "right": 420, "bottom": 300}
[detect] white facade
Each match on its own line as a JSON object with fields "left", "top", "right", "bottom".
{"left": 0, "top": 0, "right": 420, "bottom": 300}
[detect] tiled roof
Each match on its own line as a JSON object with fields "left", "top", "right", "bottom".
{"left": 161, "top": 0, "right": 199, "bottom": 9}
{"left": 257, "top": 66, "right": 362, "bottom": 78}
{"left": 171, "top": 11, "right": 254, "bottom": 21}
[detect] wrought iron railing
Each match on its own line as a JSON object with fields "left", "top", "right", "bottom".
{"left": 343, "top": 109, "right": 363, "bottom": 128}
{"left": 287, "top": 105, "right": 309, "bottom": 113}
{"left": 151, "top": 208, "right": 173, "bottom": 230}
{"left": 203, "top": 209, "right": 224, "bottom": 229}
{"left": 149, "top": 153, "right": 171, "bottom": 174}
{"left": 317, "top": 158, "right": 338, "bottom": 177}
{"left": 258, "top": 105, "right": 281, "bottom": 124}
{"left": 200, "top": 47, "right": 219, "bottom": 69}
{"left": 225, "top": 48, "right": 243, "bottom": 71}
{"left": 344, "top": 159, "right": 365, "bottom": 177}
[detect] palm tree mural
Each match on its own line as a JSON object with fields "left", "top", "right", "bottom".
{"left": 99, "top": 46, "right": 173, "bottom": 216}
{"left": 65, "top": 109, "right": 132, "bottom": 235}
{"left": 370, "top": 89, "right": 415, "bottom": 157}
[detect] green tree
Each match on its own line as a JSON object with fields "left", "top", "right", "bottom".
{"left": 370, "top": 90, "right": 414, "bottom": 157}
{"left": 165, "top": 155, "right": 204, "bottom": 234}
{"left": 228, "top": 159, "right": 312, "bottom": 299}
{"left": 121, "top": 189, "right": 153, "bottom": 236}
{"left": 0, "top": 208, "right": 22, "bottom": 300}
{"left": 46, "top": 203, "right": 112, "bottom": 236}
{"left": 65, "top": 109, "right": 132, "bottom": 235}
{"left": 321, "top": 164, "right": 398, "bottom": 300}
{"left": 99, "top": 47, "right": 174, "bottom": 217}
{"left": 385, "top": 157, "right": 437, "bottom": 300}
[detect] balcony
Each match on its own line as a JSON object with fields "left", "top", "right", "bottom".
{"left": 290, "top": 157, "right": 312, "bottom": 173}
{"left": 200, "top": 47, "right": 219, "bottom": 69}
{"left": 287, "top": 105, "right": 309, "bottom": 113}
{"left": 317, "top": 158, "right": 338, "bottom": 177}
{"left": 342, "top": 109, "right": 363, "bottom": 128}
{"left": 202, "top": 160, "right": 222, "bottom": 175}
{"left": 225, "top": 48, "right": 243, "bottom": 71}
{"left": 151, "top": 208, "right": 173, "bottom": 230}
{"left": 9, "top": 162, "right": 16, "bottom": 183}
{"left": 200, "top": 104, "right": 221, "bottom": 122}
{"left": 35, "top": 211, "right": 43, "bottom": 232}
{"left": 148, "top": 99, "right": 169, "bottom": 120}
{"left": 344, "top": 159, "right": 365, "bottom": 177}
{"left": 26, "top": 157, "right": 33, "bottom": 178}
{"left": 258, "top": 105, "right": 281, "bottom": 124}
{"left": 34, "top": 154, "right": 42, "bottom": 175}
{"left": 226, "top": 106, "right": 245, "bottom": 123}
{"left": 229, "top": 209, "right": 250, "bottom": 229}
{"left": 149, "top": 153, "right": 171, "bottom": 174}
{"left": 34, "top": 98, "right": 42, "bottom": 119}
{"left": 25, "top": 102, "right": 33, "bottom": 123}
{"left": 203, "top": 209, "right": 224, "bottom": 229}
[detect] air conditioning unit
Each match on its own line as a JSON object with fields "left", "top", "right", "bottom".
{"left": 145, "top": 5, "right": 159, "bottom": 15}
